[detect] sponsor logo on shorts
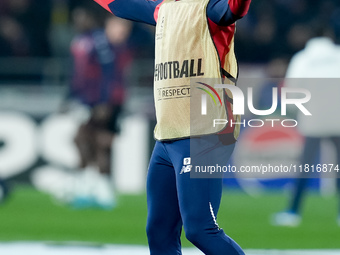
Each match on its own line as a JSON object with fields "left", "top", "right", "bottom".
{"left": 180, "top": 157, "right": 192, "bottom": 174}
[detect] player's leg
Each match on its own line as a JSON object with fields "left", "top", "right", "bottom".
{"left": 166, "top": 136, "right": 244, "bottom": 255}
{"left": 146, "top": 141, "right": 183, "bottom": 255}
{"left": 272, "top": 136, "right": 321, "bottom": 226}
{"left": 71, "top": 122, "right": 98, "bottom": 208}
{"left": 180, "top": 178, "right": 243, "bottom": 255}
{"left": 74, "top": 122, "right": 96, "bottom": 168}
{"left": 0, "top": 178, "right": 9, "bottom": 204}
{"left": 95, "top": 128, "right": 113, "bottom": 174}
{"left": 83, "top": 127, "right": 115, "bottom": 209}
{"left": 289, "top": 136, "right": 321, "bottom": 214}
{"left": 90, "top": 105, "right": 119, "bottom": 208}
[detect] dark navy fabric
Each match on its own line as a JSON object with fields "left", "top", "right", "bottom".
{"left": 146, "top": 136, "right": 245, "bottom": 254}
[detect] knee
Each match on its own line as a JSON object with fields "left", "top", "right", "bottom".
{"left": 184, "top": 225, "right": 205, "bottom": 246}
{"left": 146, "top": 220, "right": 162, "bottom": 245}
{"left": 146, "top": 221, "right": 155, "bottom": 240}
{"left": 146, "top": 221, "right": 168, "bottom": 252}
{"left": 185, "top": 230, "right": 200, "bottom": 246}
{"left": 184, "top": 220, "right": 220, "bottom": 246}
{"left": 147, "top": 218, "right": 182, "bottom": 251}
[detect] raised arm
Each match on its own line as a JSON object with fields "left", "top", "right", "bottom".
{"left": 93, "top": 0, "right": 113, "bottom": 13}
{"left": 207, "top": 0, "right": 251, "bottom": 26}
{"left": 93, "top": 0, "right": 163, "bottom": 25}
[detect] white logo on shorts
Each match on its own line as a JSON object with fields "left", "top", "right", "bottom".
{"left": 183, "top": 157, "right": 191, "bottom": 165}
{"left": 180, "top": 158, "right": 192, "bottom": 174}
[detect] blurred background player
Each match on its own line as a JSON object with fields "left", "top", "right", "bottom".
{"left": 272, "top": 18, "right": 340, "bottom": 227}
{"left": 0, "top": 178, "right": 9, "bottom": 204}
{"left": 63, "top": 3, "right": 133, "bottom": 209}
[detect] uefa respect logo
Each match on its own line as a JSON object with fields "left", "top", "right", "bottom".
{"left": 196, "top": 82, "right": 312, "bottom": 128}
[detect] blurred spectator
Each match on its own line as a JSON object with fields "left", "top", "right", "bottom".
{"left": 286, "top": 23, "right": 313, "bottom": 55}
{"left": 1, "top": 0, "right": 339, "bottom": 63}
{"left": 0, "top": 0, "right": 52, "bottom": 57}
{"left": 0, "top": 16, "right": 30, "bottom": 56}
{"left": 235, "top": 0, "right": 340, "bottom": 63}
{"left": 63, "top": 4, "right": 134, "bottom": 209}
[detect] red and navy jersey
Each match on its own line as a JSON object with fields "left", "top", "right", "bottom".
{"left": 70, "top": 29, "right": 132, "bottom": 106}
{"left": 94, "top": 0, "right": 250, "bottom": 26}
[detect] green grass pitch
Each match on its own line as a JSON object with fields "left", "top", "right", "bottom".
{"left": 0, "top": 185, "right": 339, "bottom": 249}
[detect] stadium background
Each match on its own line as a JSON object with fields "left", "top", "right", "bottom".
{"left": 0, "top": 0, "right": 340, "bottom": 254}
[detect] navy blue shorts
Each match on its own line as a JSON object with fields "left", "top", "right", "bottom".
{"left": 146, "top": 135, "right": 244, "bottom": 255}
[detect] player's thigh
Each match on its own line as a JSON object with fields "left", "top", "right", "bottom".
{"left": 147, "top": 142, "right": 181, "bottom": 227}
{"left": 168, "top": 136, "right": 234, "bottom": 227}
{"left": 177, "top": 175, "right": 223, "bottom": 231}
